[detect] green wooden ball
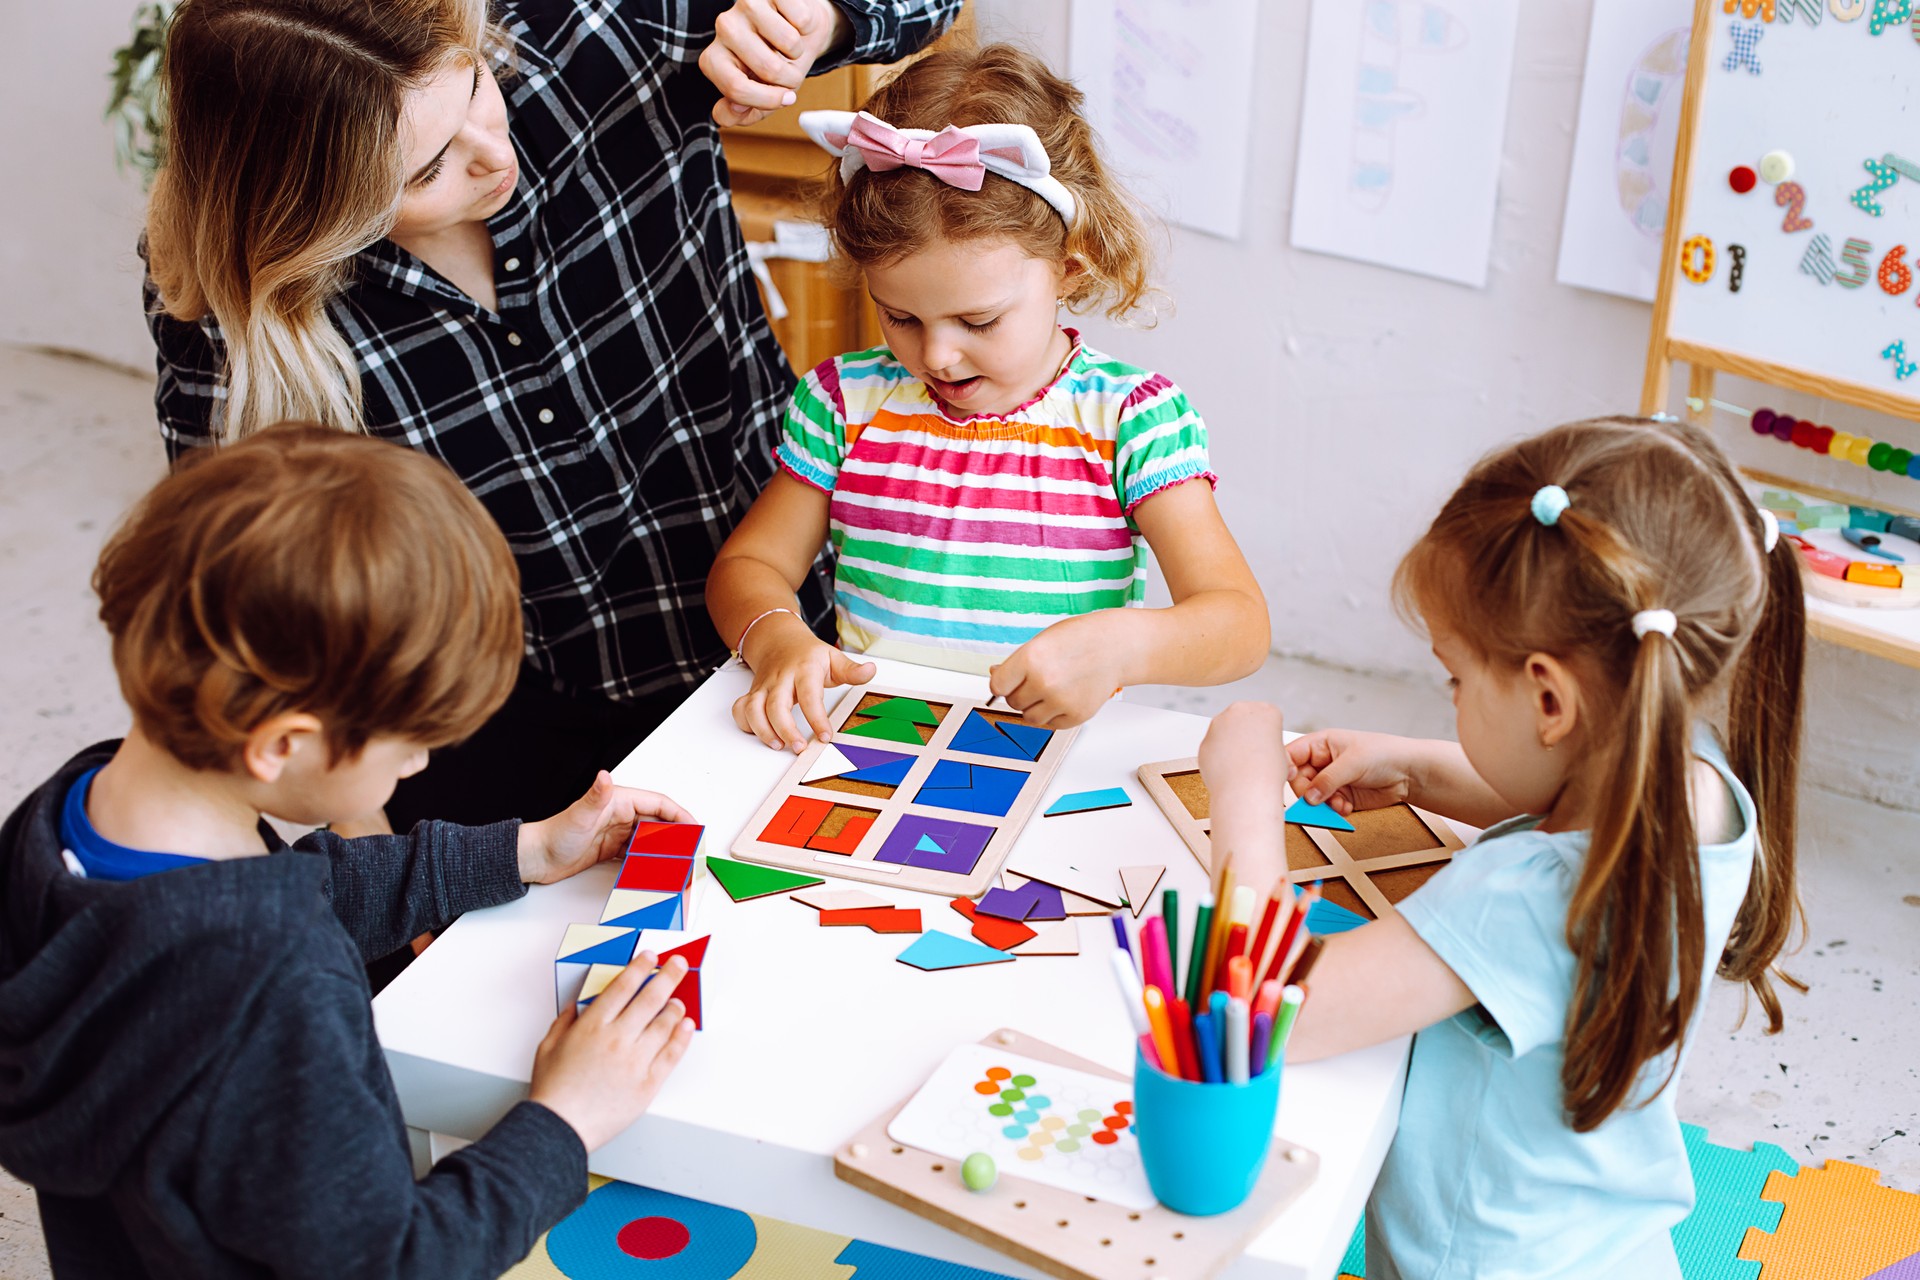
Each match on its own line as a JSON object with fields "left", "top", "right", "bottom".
{"left": 961, "top": 1151, "right": 997, "bottom": 1192}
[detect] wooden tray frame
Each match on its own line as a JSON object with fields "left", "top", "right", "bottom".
{"left": 835, "top": 1028, "right": 1319, "bottom": 1280}
{"left": 1135, "top": 757, "right": 1465, "bottom": 922}
{"left": 732, "top": 686, "right": 1079, "bottom": 899}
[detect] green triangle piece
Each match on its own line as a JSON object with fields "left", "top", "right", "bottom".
{"left": 843, "top": 716, "right": 926, "bottom": 744}
{"left": 705, "top": 855, "right": 824, "bottom": 902}
{"left": 860, "top": 696, "right": 940, "bottom": 726}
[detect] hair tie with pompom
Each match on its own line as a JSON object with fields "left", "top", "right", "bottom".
{"left": 1530, "top": 484, "right": 1571, "bottom": 527}
{"left": 1757, "top": 506, "right": 1780, "bottom": 553}
{"left": 1631, "top": 609, "right": 1677, "bottom": 640}
{"left": 798, "top": 109, "right": 1078, "bottom": 227}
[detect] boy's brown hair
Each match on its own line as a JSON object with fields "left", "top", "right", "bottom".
{"left": 819, "top": 43, "right": 1155, "bottom": 322}
{"left": 95, "top": 425, "right": 522, "bottom": 770}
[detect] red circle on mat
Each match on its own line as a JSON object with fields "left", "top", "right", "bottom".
{"left": 616, "top": 1217, "right": 691, "bottom": 1260}
{"left": 1114, "top": 1101, "right": 1133, "bottom": 1114}
{"left": 1091, "top": 1130, "right": 1119, "bottom": 1145}
{"left": 1729, "top": 166, "right": 1757, "bottom": 193}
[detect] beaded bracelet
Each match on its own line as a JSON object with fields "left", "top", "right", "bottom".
{"left": 731, "top": 607, "right": 797, "bottom": 666}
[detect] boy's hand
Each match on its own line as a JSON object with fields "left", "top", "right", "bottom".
{"left": 732, "top": 613, "right": 875, "bottom": 751}
{"left": 530, "top": 953, "right": 695, "bottom": 1151}
{"left": 1284, "top": 729, "right": 1421, "bottom": 814}
{"left": 1197, "top": 701, "right": 1289, "bottom": 795}
{"left": 989, "top": 614, "right": 1124, "bottom": 729}
{"left": 699, "top": 0, "right": 852, "bottom": 127}
{"left": 518, "top": 772, "right": 694, "bottom": 885}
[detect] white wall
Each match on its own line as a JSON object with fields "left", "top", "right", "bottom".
{"left": 0, "top": 0, "right": 158, "bottom": 371}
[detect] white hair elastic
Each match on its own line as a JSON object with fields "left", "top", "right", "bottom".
{"left": 1757, "top": 506, "right": 1781, "bottom": 553}
{"left": 1631, "top": 609, "right": 1678, "bottom": 640}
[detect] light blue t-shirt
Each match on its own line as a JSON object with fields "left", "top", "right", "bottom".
{"left": 1365, "top": 728, "right": 1758, "bottom": 1280}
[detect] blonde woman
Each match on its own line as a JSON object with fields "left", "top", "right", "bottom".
{"left": 143, "top": 0, "right": 960, "bottom": 836}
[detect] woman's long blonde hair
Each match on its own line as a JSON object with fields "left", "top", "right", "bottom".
{"left": 145, "top": 0, "right": 500, "bottom": 438}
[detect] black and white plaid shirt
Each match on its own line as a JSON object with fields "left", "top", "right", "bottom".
{"left": 145, "top": 0, "right": 958, "bottom": 703}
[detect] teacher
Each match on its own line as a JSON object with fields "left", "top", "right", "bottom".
{"left": 141, "top": 0, "right": 960, "bottom": 832}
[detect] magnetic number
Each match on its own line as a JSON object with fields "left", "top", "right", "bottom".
{"left": 1680, "top": 235, "right": 1716, "bottom": 283}
{"left": 1837, "top": 237, "right": 1873, "bottom": 288}
{"left": 1775, "top": 182, "right": 1813, "bottom": 233}
{"left": 1880, "top": 245, "right": 1912, "bottom": 294}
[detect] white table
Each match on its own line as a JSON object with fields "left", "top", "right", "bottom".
{"left": 374, "top": 658, "right": 1413, "bottom": 1280}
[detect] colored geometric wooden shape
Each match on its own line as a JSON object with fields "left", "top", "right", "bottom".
{"left": 842, "top": 716, "right": 927, "bottom": 745}
{"left": 1845, "top": 561, "right": 1903, "bottom": 588}
{"left": 616, "top": 853, "right": 695, "bottom": 893}
{"left": 948, "top": 709, "right": 1052, "bottom": 762}
{"left": 790, "top": 885, "right": 889, "bottom": 911}
{"left": 1285, "top": 797, "right": 1356, "bottom": 833}
{"left": 627, "top": 821, "right": 703, "bottom": 858}
{"left": 761, "top": 794, "right": 834, "bottom": 847}
{"left": 913, "top": 759, "right": 1029, "bottom": 817}
{"left": 841, "top": 756, "right": 915, "bottom": 786}
{"left": 1119, "top": 865, "right": 1165, "bottom": 918}
{"left": 860, "top": 696, "right": 941, "bottom": 725}
{"left": 1741, "top": 1158, "right": 1920, "bottom": 1279}
{"left": 975, "top": 879, "right": 1066, "bottom": 922}
{"left": 819, "top": 906, "right": 924, "bottom": 933}
{"left": 600, "top": 888, "right": 684, "bottom": 931}
{"left": 1671, "top": 1123, "right": 1795, "bottom": 1280}
{"left": 806, "top": 806, "right": 876, "bottom": 855}
{"left": 950, "top": 897, "right": 1038, "bottom": 951}
{"left": 802, "top": 742, "right": 860, "bottom": 784}
{"left": 1305, "top": 898, "right": 1370, "bottom": 935}
{"left": 1792, "top": 538, "right": 1852, "bottom": 580}
{"left": 874, "top": 815, "right": 995, "bottom": 874}
{"left": 1011, "top": 919, "right": 1080, "bottom": 956}
{"left": 556, "top": 922, "right": 641, "bottom": 966}
{"left": 1044, "top": 786, "right": 1133, "bottom": 816}
{"left": 896, "top": 931, "right": 1017, "bottom": 972}
{"left": 704, "top": 854, "right": 823, "bottom": 901}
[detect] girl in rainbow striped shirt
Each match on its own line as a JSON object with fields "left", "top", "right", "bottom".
{"left": 707, "top": 44, "right": 1269, "bottom": 752}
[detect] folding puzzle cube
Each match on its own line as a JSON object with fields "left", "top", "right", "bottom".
{"left": 554, "top": 922, "right": 640, "bottom": 1013}
{"left": 634, "top": 929, "right": 709, "bottom": 1029}
{"left": 606, "top": 821, "right": 701, "bottom": 928}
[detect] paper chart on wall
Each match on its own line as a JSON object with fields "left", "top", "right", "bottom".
{"left": 1555, "top": 0, "right": 1694, "bottom": 302}
{"left": 1067, "top": 0, "right": 1259, "bottom": 241}
{"left": 1289, "top": 0, "right": 1521, "bottom": 288}
{"left": 887, "top": 1042, "right": 1154, "bottom": 1210}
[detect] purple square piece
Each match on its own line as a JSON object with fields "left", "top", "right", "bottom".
{"left": 875, "top": 815, "right": 995, "bottom": 875}
{"left": 976, "top": 885, "right": 1035, "bottom": 921}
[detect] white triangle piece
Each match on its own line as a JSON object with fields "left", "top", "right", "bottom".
{"left": 1059, "top": 889, "right": 1117, "bottom": 916}
{"left": 1004, "top": 853, "right": 1124, "bottom": 908}
{"left": 1119, "top": 866, "right": 1165, "bottom": 919}
{"left": 802, "top": 742, "right": 859, "bottom": 784}
{"left": 1001, "top": 870, "right": 1029, "bottom": 889}
{"left": 1011, "top": 919, "right": 1080, "bottom": 956}
{"left": 791, "top": 885, "right": 889, "bottom": 911}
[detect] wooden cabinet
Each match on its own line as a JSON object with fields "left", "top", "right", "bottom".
{"left": 722, "top": 8, "right": 973, "bottom": 376}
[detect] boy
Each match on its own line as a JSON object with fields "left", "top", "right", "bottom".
{"left": 0, "top": 426, "right": 695, "bottom": 1278}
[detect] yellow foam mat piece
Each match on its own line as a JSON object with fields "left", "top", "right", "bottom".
{"left": 1739, "top": 1159, "right": 1920, "bottom": 1279}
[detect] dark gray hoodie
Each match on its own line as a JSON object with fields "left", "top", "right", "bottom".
{"left": 0, "top": 743, "right": 587, "bottom": 1278}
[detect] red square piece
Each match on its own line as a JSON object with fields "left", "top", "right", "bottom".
{"left": 762, "top": 795, "right": 833, "bottom": 848}
{"left": 616, "top": 854, "right": 694, "bottom": 893}
{"left": 628, "top": 821, "right": 704, "bottom": 858}
{"left": 950, "top": 897, "right": 1037, "bottom": 952}
{"left": 819, "top": 906, "right": 923, "bottom": 934}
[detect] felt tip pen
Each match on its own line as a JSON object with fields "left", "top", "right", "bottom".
{"left": 1140, "top": 915, "right": 1173, "bottom": 998}
{"left": 1168, "top": 996, "right": 1200, "bottom": 1082}
{"left": 1143, "top": 984, "right": 1181, "bottom": 1076}
{"left": 1228, "top": 883, "right": 1257, "bottom": 928}
{"left": 1227, "top": 955, "right": 1253, "bottom": 1002}
{"left": 1250, "top": 1010, "right": 1274, "bottom": 1076}
{"left": 1268, "top": 984, "right": 1306, "bottom": 1061}
{"left": 1252, "top": 977, "right": 1284, "bottom": 1024}
{"left": 1225, "top": 997, "right": 1250, "bottom": 1085}
{"left": 1162, "top": 887, "right": 1181, "bottom": 997}
{"left": 1138, "top": 1031, "right": 1165, "bottom": 1073}
{"left": 1219, "top": 922, "right": 1249, "bottom": 987}
{"left": 1110, "top": 913, "right": 1137, "bottom": 975}
{"left": 1184, "top": 898, "right": 1214, "bottom": 1008}
{"left": 1108, "top": 948, "right": 1149, "bottom": 1037}
{"left": 1192, "top": 1011, "right": 1224, "bottom": 1083}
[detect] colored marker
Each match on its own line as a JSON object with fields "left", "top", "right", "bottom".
{"left": 1184, "top": 897, "right": 1214, "bottom": 1008}
{"left": 1193, "top": 1011, "right": 1223, "bottom": 1083}
{"left": 1228, "top": 883, "right": 1257, "bottom": 928}
{"left": 1168, "top": 996, "right": 1200, "bottom": 1082}
{"left": 1268, "top": 984, "right": 1305, "bottom": 1061}
{"left": 1108, "top": 948, "right": 1149, "bottom": 1037}
{"left": 1140, "top": 915, "right": 1174, "bottom": 997}
{"left": 1226, "top": 997, "right": 1250, "bottom": 1084}
{"left": 1138, "top": 1031, "right": 1164, "bottom": 1073}
{"left": 1209, "top": 990, "right": 1229, "bottom": 1068}
{"left": 1250, "top": 1010, "right": 1274, "bottom": 1075}
{"left": 1143, "top": 984, "right": 1180, "bottom": 1073}
{"left": 1217, "top": 923, "right": 1249, "bottom": 991}
{"left": 1110, "top": 913, "right": 1136, "bottom": 974}
{"left": 1252, "top": 978, "right": 1284, "bottom": 1025}
{"left": 1162, "top": 888, "right": 1181, "bottom": 996}
{"left": 1227, "top": 955, "right": 1253, "bottom": 1002}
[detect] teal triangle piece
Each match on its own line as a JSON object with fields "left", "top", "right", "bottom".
{"left": 1285, "top": 797, "right": 1355, "bottom": 833}
{"left": 897, "top": 930, "right": 1017, "bottom": 971}
{"left": 914, "top": 833, "right": 946, "bottom": 854}
{"left": 861, "top": 696, "right": 940, "bottom": 725}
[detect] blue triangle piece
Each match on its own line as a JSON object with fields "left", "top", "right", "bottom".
{"left": 837, "top": 744, "right": 914, "bottom": 773}
{"left": 1305, "top": 898, "right": 1370, "bottom": 935}
{"left": 997, "top": 721, "right": 1052, "bottom": 761}
{"left": 897, "top": 931, "right": 1017, "bottom": 971}
{"left": 914, "top": 833, "right": 946, "bottom": 854}
{"left": 1285, "top": 797, "right": 1355, "bottom": 832}
{"left": 563, "top": 933, "right": 640, "bottom": 967}
{"left": 843, "top": 757, "right": 914, "bottom": 786}
{"left": 1044, "top": 787, "right": 1131, "bottom": 816}
{"left": 949, "top": 710, "right": 1027, "bottom": 761}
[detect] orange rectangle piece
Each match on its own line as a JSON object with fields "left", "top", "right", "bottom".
{"left": 762, "top": 795, "right": 833, "bottom": 848}
{"left": 819, "top": 906, "right": 923, "bottom": 933}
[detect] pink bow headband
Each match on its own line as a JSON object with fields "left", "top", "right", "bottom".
{"left": 798, "top": 109, "right": 1078, "bottom": 227}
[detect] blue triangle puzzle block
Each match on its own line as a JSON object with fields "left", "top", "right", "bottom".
{"left": 1285, "top": 797, "right": 1355, "bottom": 833}
{"left": 554, "top": 923, "right": 639, "bottom": 1012}
{"left": 896, "top": 931, "right": 1018, "bottom": 971}
{"left": 1305, "top": 897, "right": 1370, "bottom": 935}
{"left": 915, "top": 833, "right": 944, "bottom": 854}
{"left": 1044, "top": 787, "right": 1131, "bottom": 817}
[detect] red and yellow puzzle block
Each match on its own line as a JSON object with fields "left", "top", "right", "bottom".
{"left": 553, "top": 821, "right": 709, "bottom": 1027}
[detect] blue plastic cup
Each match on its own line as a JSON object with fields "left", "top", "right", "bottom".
{"left": 1130, "top": 1048, "right": 1281, "bottom": 1215}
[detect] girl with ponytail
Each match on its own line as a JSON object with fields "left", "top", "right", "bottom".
{"left": 1198, "top": 416, "right": 1804, "bottom": 1279}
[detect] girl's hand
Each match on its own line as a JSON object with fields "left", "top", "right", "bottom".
{"left": 1285, "top": 729, "right": 1423, "bottom": 814}
{"left": 732, "top": 612, "right": 876, "bottom": 751}
{"left": 518, "top": 772, "right": 694, "bottom": 885}
{"left": 699, "top": 0, "right": 851, "bottom": 127}
{"left": 529, "top": 953, "right": 696, "bottom": 1151}
{"left": 1197, "top": 701, "right": 1289, "bottom": 797}
{"left": 989, "top": 613, "right": 1125, "bottom": 729}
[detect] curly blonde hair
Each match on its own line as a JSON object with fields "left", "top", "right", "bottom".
{"left": 819, "top": 43, "right": 1155, "bottom": 322}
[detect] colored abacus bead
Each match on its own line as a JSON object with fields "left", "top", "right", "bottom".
{"left": 1849, "top": 436, "right": 1874, "bottom": 465}
{"left": 962, "top": 1152, "right": 997, "bottom": 1192}
{"left": 1752, "top": 407, "right": 1777, "bottom": 435}
{"left": 1889, "top": 448, "right": 1914, "bottom": 476}
{"left": 1771, "top": 414, "right": 1797, "bottom": 442}
{"left": 1830, "top": 431, "right": 1854, "bottom": 458}
{"left": 1909, "top": 453, "right": 1920, "bottom": 480}
{"left": 1791, "top": 419, "right": 1817, "bottom": 448}
{"left": 1814, "top": 424, "right": 1836, "bottom": 453}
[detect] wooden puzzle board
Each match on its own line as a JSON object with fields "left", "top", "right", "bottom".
{"left": 1135, "top": 757, "right": 1465, "bottom": 923}
{"left": 835, "top": 1028, "right": 1319, "bottom": 1280}
{"left": 732, "top": 687, "right": 1079, "bottom": 898}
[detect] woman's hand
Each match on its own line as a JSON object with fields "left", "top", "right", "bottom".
{"left": 989, "top": 613, "right": 1125, "bottom": 730}
{"left": 731, "top": 611, "right": 875, "bottom": 751}
{"left": 1283, "top": 729, "right": 1425, "bottom": 815}
{"left": 518, "top": 772, "right": 694, "bottom": 885}
{"left": 699, "top": 0, "right": 853, "bottom": 127}
{"left": 530, "top": 953, "right": 696, "bottom": 1151}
